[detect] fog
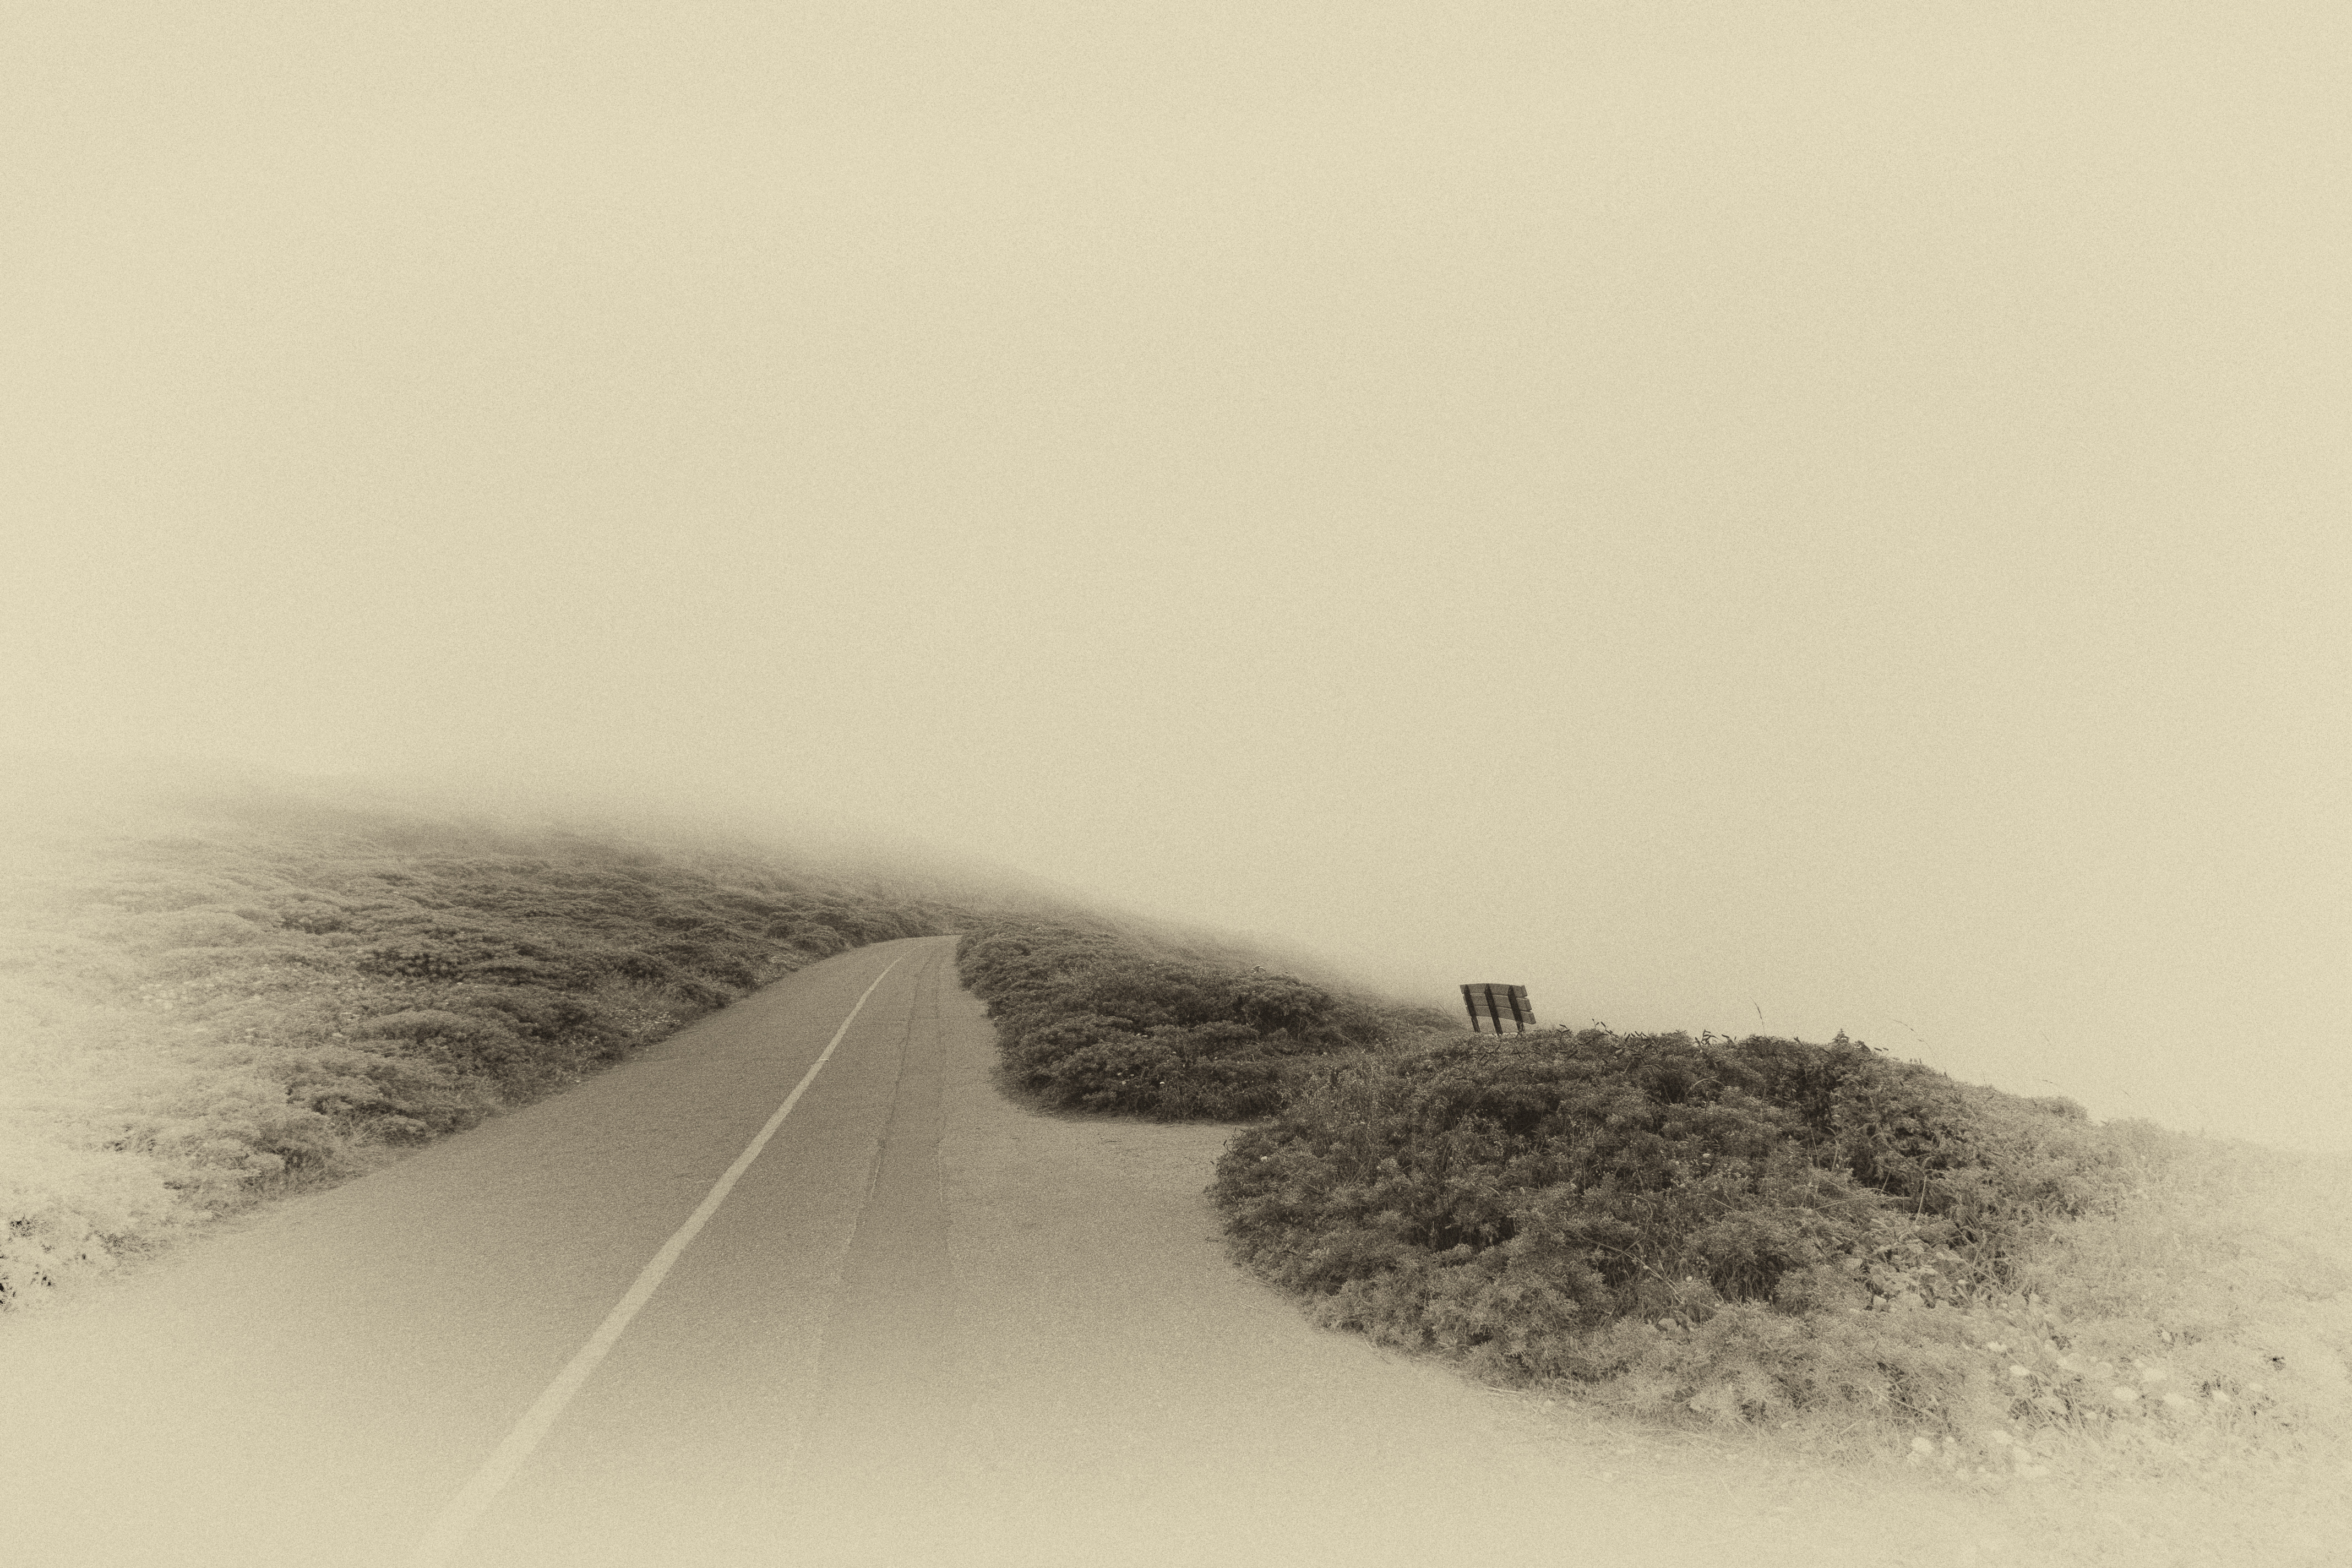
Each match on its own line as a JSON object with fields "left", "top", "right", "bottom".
{"left": 6, "top": 6, "right": 2345, "bottom": 1153}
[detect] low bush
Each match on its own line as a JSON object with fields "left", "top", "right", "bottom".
{"left": 1208, "top": 1023, "right": 2352, "bottom": 1494}
{"left": 1216, "top": 1027, "right": 2116, "bottom": 1327}
{"left": 956, "top": 922, "right": 1447, "bottom": 1119}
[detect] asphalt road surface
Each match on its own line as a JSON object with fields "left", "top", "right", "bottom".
{"left": 1, "top": 936, "right": 2049, "bottom": 1567}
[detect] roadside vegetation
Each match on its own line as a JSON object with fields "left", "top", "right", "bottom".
{"left": 955, "top": 921, "right": 1452, "bottom": 1119}
{"left": 0, "top": 771, "right": 1058, "bottom": 1312}
{"left": 965, "top": 919, "right": 2350, "bottom": 1554}
{"left": 1210, "top": 1028, "right": 2351, "bottom": 1486}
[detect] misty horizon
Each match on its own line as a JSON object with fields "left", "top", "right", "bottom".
{"left": 6, "top": 747, "right": 2338, "bottom": 1162}
{"left": 6, "top": 6, "right": 2345, "bottom": 1158}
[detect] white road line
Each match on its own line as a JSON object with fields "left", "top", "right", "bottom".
{"left": 403, "top": 956, "right": 906, "bottom": 1568}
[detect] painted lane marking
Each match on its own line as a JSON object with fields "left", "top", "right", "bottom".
{"left": 404, "top": 957, "right": 905, "bottom": 1567}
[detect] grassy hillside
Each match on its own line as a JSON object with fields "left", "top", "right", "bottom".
{"left": 0, "top": 769, "right": 1071, "bottom": 1311}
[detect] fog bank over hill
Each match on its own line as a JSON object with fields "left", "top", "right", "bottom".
{"left": 7, "top": 754, "right": 1404, "bottom": 1002}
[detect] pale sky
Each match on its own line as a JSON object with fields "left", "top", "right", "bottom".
{"left": 6, "top": 5, "right": 2346, "bottom": 1153}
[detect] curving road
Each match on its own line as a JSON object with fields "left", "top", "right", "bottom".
{"left": 0, "top": 937, "right": 2032, "bottom": 1567}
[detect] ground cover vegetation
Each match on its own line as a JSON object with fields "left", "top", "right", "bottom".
{"left": 959, "top": 921, "right": 2352, "bottom": 1504}
{"left": 0, "top": 776, "right": 1060, "bottom": 1312}
{"left": 1208, "top": 1025, "right": 2352, "bottom": 1510}
{"left": 958, "top": 921, "right": 2351, "bottom": 1542}
{"left": 956, "top": 922, "right": 1454, "bottom": 1119}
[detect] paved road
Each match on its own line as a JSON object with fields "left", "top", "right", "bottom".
{"left": 0, "top": 936, "right": 2029, "bottom": 1567}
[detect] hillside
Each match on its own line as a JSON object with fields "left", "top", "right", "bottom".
{"left": 0, "top": 765, "right": 1123, "bottom": 1309}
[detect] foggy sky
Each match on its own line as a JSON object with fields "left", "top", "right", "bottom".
{"left": 6, "top": 5, "right": 2346, "bottom": 1153}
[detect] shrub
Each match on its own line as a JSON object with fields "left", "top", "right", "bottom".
{"left": 1208, "top": 1025, "right": 2170, "bottom": 1452}
{"left": 957, "top": 921, "right": 1430, "bottom": 1120}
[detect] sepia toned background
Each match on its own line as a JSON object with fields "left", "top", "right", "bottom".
{"left": 6, "top": 4, "right": 2345, "bottom": 1152}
